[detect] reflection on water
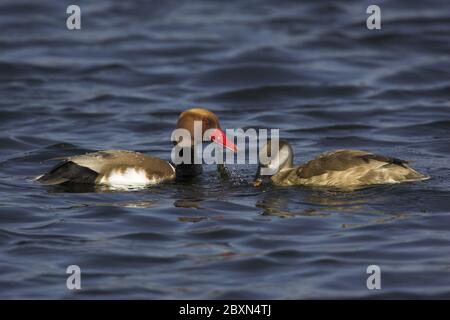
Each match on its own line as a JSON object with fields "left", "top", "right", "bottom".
{"left": 0, "top": 0, "right": 450, "bottom": 299}
{"left": 68, "top": 200, "right": 159, "bottom": 209}
{"left": 255, "top": 185, "right": 374, "bottom": 218}
{"left": 174, "top": 199, "right": 203, "bottom": 209}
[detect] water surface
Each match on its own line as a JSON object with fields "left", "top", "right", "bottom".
{"left": 0, "top": 0, "right": 449, "bottom": 298}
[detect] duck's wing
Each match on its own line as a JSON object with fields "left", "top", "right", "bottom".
{"left": 296, "top": 150, "right": 404, "bottom": 178}
{"left": 294, "top": 149, "right": 426, "bottom": 187}
{"left": 66, "top": 150, "right": 139, "bottom": 173}
{"left": 68, "top": 150, "right": 175, "bottom": 176}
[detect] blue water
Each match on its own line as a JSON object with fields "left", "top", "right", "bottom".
{"left": 0, "top": 0, "right": 449, "bottom": 298}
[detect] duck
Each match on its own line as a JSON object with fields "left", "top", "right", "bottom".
{"left": 254, "top": 139, "right": 429, "bottom": 189}
{"left": 36, "top": 108, "right": 237, "bottom": 187}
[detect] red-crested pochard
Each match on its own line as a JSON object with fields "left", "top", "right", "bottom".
{"left": 37, "top": 108, "right": 237, "bottom": 187}
{"left": 254, "top": 139, "right": 429, "bottom": 189}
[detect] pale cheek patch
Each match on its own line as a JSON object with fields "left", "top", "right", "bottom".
{"left": 100, "top": 168, "right": 159, "bottom": 187}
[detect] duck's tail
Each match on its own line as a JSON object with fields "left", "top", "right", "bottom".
{"left": 36, "top": 161, "right": 98, "bottom": 185}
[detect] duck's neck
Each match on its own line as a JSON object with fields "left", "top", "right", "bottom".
{"left": 175, "top": 146, "right": 203, "bottom": 179}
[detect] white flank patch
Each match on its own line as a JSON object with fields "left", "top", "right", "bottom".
{"left": 100, "top": 168, "right": 159, "bottom": 187}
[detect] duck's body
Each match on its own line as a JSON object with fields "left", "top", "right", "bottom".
{"left": 37, "top": 150, "right": 176, "bottom": 187}
{"left": 37, "top": 108, "right": 237, "bottom": 187}
{"left": 271, "top": 149, "right": 428, "bottom": 188}
{"left": 255, "top": 140, "right": 429, "bottom": 189}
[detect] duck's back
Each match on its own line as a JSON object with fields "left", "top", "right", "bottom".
{"left": 275, "top": 149, "right": 429, "bottom": 188}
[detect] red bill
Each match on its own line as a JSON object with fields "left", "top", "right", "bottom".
{"left": 210, "top": 128, "right": 238, "bottom": 153}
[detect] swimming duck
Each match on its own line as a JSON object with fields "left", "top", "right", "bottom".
{"left": 37, "top": 108, "right": 237, "bottom": 187}
{"left": 254, "top": 139, "right": 429, "bottom": 189}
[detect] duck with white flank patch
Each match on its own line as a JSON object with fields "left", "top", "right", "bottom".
{"left": 37, "top": 108, "right": 237, "bottom": 188}
{"left": 254, "top": 139, "right": 429, "bottom": 190}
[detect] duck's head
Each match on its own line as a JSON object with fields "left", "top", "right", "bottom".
{"left": 254, "top": 139, "right": 293, "bottom": 186}
{"left": 175, "top": 108, "right": 237, "bottom": 152}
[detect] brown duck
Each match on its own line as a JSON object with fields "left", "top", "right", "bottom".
{"left": 37, "top": 108, "right": 237, "bottom": 187}
{"left": 254, "top": 139, "right": 429, "bottom": 189}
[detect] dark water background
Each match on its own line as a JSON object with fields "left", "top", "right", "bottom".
{"left": 1, "top": 0, "right": 450, "bottom": 299}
